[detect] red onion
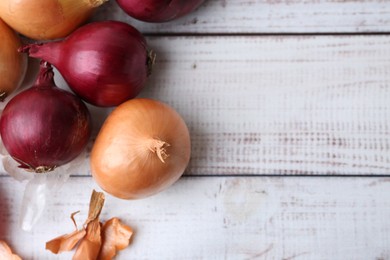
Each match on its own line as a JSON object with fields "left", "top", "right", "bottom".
{"left": 116, "top": 0, "right": 206, "bottom": 22}
{"left": 19, "top": 21, "right": 153, "bottom": 107}
{"left": 0, "top": 61, "right": 91, "bottom": 173}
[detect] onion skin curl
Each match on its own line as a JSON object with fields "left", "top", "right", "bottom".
{"left": 116, "top": 0, "right": 206, "bottom": 23}
{"left": 0, "top": 19, "right": 27, "bottom": 101}
{"left": 0, "top": 0, "right": 108, "bottom": 40}
{"left": 90, "top": 98, "right": 191, "bottom": 199}
{"left": 0, "top": 62, "right": 92, "bottom": 173}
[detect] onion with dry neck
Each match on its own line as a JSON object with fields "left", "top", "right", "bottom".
{"left": 20, "top": 20, "right": 153, "bottom": 107}
{"left": 90, "top": 98, "right": 191, "bottom": 199}
{"left": 0, "top": 61, "right": 92, "bottom": 173}
{"left": 0, "top": 19, "right": 27, "bottom": 101}
{"left": 0, "top": 0, "right": 108, "bottom": 40}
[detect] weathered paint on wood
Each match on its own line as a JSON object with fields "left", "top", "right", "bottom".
{"left": 1, "top": 2, "right": 389, "bottom": 260}
{"left": 1, "top": 36, "right": 389, "bottom": 176}
{"left": 0, "top": 176, "right": 389, "bottom": 260}
{"left": 142, "top": 35, "right": 390, "bottom": 175}
{"left": 92, "top": 0, "right": 390, "bottom": 34}
{"left": 4, "top": 36, "right": 386, "bottom": 176}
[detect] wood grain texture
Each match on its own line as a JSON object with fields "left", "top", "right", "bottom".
{"left": 0, "top": 2, "right": 389, "bottom": 260}
{"left": 92, "top": 0, "right": 390, "bottom": 34}
{"left": 143, "top": 35, "right": 390, "bottom": 176}
{"left": 1, "top": 36, "right": 389, "bottom": 176}
{"left": 0, "top": 176, "right": 389, "bottom": 259}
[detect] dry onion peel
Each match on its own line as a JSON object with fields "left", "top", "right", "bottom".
{"left": 46, "top": 190, "right": 134, "bottom": 259}
{"left": 0, "top": 240, "right": 22, "bottom": 260}
{"left": 99, "top": 218, "right": 134, "bottom": 260}
{"left": 0, "top": 0, "right": 108, "bottom": 40}
{"left": 73, "top": 219, "right": 102, "bottom": 260}
{"left": 84, "top": 190, "right": 105, "bottom": 225}
{"left": 46, "top": 229, "right": 87, "bottom": 254}
{"left": 0, "top": 19, "right": 27, "bottom": 101}
{"left": 46, "top": 190, "right": 104, "bottom": 254}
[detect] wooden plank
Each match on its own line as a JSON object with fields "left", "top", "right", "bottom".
{"left": 1, "top": 36, "right": 390, "bottom": 176}
{"left": 92, "top": 0, "right": 390, "bottom": 34}
{"left": 143, "top": 35, "right": 390, "bottom": 175}
{"left": 0, "top": 176, "right": 389, "bottom": 259}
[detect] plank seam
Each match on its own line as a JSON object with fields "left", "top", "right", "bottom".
{"left": 1, "top": 175, "right": 389, "bottom": 178}
{"left": 144, "top": 32, "right": 390, "bottom": 37}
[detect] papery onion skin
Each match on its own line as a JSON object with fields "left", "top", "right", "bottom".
{"left": 0, "top": 0, "right": 108, "bottom": 40}
{"left": 98, "top": 218, "right": 133, "bottom": 260}
{"left": 0, "top": 19, "right": 27, "bottom": 101}
{"left": 116, "top": 0, "right": 206, "bottom": 22}
{"left": 20, "top": 21, "right": 152, "bottom": 107}
{"left": 0, "top": 62, "right": 91, "bottom": 173}
{"left": 90, "top": 98, "right": 191, "bottom": 199}
{"left": 0, "top": 240, "right": 22, "bottom": 260}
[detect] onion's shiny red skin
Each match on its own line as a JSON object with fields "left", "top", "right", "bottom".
{"left": 116, "top": 0, "right": 205, "bottom": 22}
{"left": 0, "top": 63, "right": 91, "bottom": 172}
{"left": 20, "top": 21, "right": 150, "bottom": 107}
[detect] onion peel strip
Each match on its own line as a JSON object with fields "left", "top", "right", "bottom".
{"left": 85, "top": 190, "right": 105, "bottom": 227}
{"left": 46, "top": 190, "right": 134, "bottom": 259}
{"left": 46, "top": 229, "right": 87, "bottom": 254}
{"left": 73, "top": 219, "right": 102, "bottom": 260}
{"left": 98, "top": 218, "right": 134, "bottom": 260}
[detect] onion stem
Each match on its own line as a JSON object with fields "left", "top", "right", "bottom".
{"left": 148, "top": 139, "right": 170, "bottom": 163}
{"left": 84, "top": 190, "right": 105, "bottom": 227}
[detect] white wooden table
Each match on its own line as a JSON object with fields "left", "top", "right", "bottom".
{"left": 1, "top": 1, "right": 390, "bottom": 259}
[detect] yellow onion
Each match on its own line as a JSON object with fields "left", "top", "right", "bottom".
{"left": 0, "top": 0, "right": 108, "bottom": 40}
{"left": 0, "top": 19, "right": 27, "bottom": 101}
{"left": 90, "top": 98, "right": 191, "bottom": 199}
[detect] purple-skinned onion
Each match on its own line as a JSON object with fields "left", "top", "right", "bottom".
{"left": 116, "top": 0, "right": 206, "bottom": 22}
{"left": 0, "top": 61, "right": 91, "bottom": 173}
{"left": 19, "top": 20, "right": 154, "bottom": 107}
